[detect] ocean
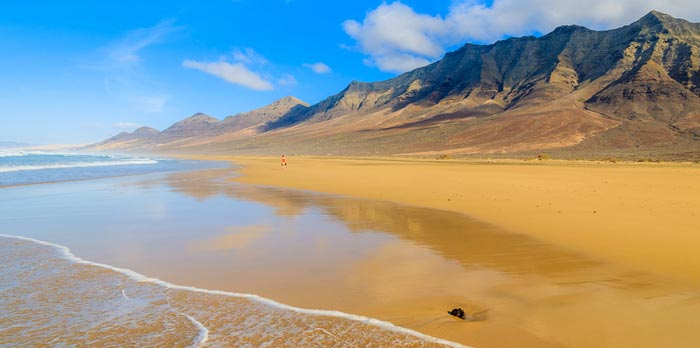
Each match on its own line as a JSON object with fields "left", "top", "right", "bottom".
{"left": 0, "top": 151, "right": 207, "bottom": 187}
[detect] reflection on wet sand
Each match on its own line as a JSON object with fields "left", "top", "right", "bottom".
{"left": 188, "top": 225, "right": 271, "bottom": 252}
{"left": 162, "top": 168, "right": 605, "bottom": 278}
{"left": 153, "top": 168, "right": 700, "bottom": 348}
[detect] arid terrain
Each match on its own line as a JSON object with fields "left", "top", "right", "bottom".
{"left": 89, "top": 11, "right": 700, "bottom": 160}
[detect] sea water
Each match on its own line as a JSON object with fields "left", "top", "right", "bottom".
{"left": 0, "top": 151, "right": 207, "bottom": 186}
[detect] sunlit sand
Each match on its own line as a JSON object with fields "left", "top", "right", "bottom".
{"left": 3, "top": 161, "right": 700, "bottom": 347}
{"left": 230, "top": 156, "right": 700, "bottom": 285}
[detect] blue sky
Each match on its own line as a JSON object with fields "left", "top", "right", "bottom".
{"left": 1, "top": 0, "right": 698, "bottom": 144}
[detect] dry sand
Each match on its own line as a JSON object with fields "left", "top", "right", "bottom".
{"left": 215, "top": 156, "right": 700, "bottom": 347}
{"left": 224, "top": 156, "right": 700, "bottom": 286}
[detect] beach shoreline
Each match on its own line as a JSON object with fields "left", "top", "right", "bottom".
{"left": 0, "top": 156, "right": 228, "bottom": 189}
{"left": 1, "top": 234, "right": 468, "bottom": 348}
{"left": 205, "top": 155, "right": 700, "bottom": 286}
{"left": 5, "top": 155, "right": 700, "bottom": 347}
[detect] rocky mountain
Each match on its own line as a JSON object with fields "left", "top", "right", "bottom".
{"left": 89, "top": 96, "right": 310, "bottom": 151}
{"left": 219, "top": 96, "right": 309, "bottom": 133}
{"left": 158, "top": 113, "right": 219, "bottom": 142}
{"left": 91, "top": 126, "right": 159, "bottom": 150}
{"left": 91, "top": 11, "right": 700, "bottom": 159}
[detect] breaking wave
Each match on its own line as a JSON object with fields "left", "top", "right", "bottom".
{"left": 0, "top": 159, "right": 157, "bottom": 173}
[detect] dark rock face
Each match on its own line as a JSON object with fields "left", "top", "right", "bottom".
{"left": 448, "top": 308, "right": 466, "bottom": 320}
{"left": 295, "top": 11, "right": 700, "bottom": 122}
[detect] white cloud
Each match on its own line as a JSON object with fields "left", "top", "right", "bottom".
{"left": 342, "top": 2, "right": 447, "bottom": 73}
{"left": 343, "top": 1, "right": 700, "bottom": 73}
{"left": 278, "top": 73, "right": 298, "bottom": 87}
{"left": 303, "top": 62, "right": 332, "bottom": 74}
{"left": 183, "top": 60, "right": 274, "bottom": 91}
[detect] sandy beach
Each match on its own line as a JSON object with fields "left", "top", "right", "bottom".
{"left": 4, "top": 160, "right": 700, "bottom": 347}
{"left": 228, "top": 156, "right": 700, "bottom": 286}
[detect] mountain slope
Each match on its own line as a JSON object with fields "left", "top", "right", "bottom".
{"left": 220, "top": 96, "right": 309, "bottom": 133}
{"left": 92, "top": 11, "right": 700, "bottom": 158}
{"left": 87, "top": 96, "right": 309, "bottom": 151}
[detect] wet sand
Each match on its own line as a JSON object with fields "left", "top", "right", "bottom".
{"left": 1, "top": 236, "right": 458, "bottom": 348}
{"left": 228, "top": 156, "right": 700, "bottom": 286}
{"left": 3, "top": 163, "right": 700, "bottom": 347}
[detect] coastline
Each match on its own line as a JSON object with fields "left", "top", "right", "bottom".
{"left": 0, "top": 156, "right": 228, "bottom": 189}
{"left": 216, "top": 155, "right": 700, "bottom": 286}
{"left": 6, "top": 156, "right": 700, "bottom": 347}
{"left": 0, "top": 234, "right": 467, "bottom": 348}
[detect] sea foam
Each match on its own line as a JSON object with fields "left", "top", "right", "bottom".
{"left": 0, "top": 159, "right": 157, "bottom": 173}
{"left": 0, "top": 234, "right": 470, "bottom": 348}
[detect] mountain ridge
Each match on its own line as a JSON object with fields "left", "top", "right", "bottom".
{"left": 89, "top": 11, "right": 700, "bottom": 159}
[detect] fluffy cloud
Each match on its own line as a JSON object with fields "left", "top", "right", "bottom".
{"left": 344, "top": 0, "right": 700, "bottom": 73}
{"left": 303, "top": 62, "right": 332, "bottom": 74}
{"left": 343, "top": 2, "right": 446, "bottom": 73}
{"left": 183, "top": 48, "right": 279, "bottom": 90}
{"left": 183, "top": 60, "right": 274, "bottom": 91}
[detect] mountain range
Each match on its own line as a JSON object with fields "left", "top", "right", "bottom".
{"left": 89, "top": 11, "right": 700, "bottom": 159}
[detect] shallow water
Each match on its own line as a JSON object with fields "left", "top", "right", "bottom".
{"left": 2, "top": 166, "right": 700, "bottom": 347}
{"left": 0, "top": 236, "right": 459, "bottom": 348}
{"left": 0, "top": 152, "right": 218, "bottom": 186}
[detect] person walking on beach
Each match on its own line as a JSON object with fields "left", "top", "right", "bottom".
{"left": 281, "top": 155, "right": 287, "bottom": 167}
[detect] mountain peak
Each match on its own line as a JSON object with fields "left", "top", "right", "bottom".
{"left": 132, "top": 126, "right": 159, "bottom": 136}
{"left": 544, "top": 24, "right": 590, "bottom": 39}
{"left": 217, "top": 96, "right": 309, "bottom": 132}
{"left": 631, "top": 10, "right": 697, "bottom": 34}
{"left": 272, "top": 96, "right": 309, "bottom": 107}
{"left": 182, "top": 113, "right": 218, "bottom": 123}
{"left": 647, "top": 10, "right": 672, "bottom": 20}
{"left": 636, "top": 10, "right": 671, "bottom": 25}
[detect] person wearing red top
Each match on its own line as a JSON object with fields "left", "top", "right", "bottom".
{"left": 281, "top": 155, "right": 287, "bottom": 167}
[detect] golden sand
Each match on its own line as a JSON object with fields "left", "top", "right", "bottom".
{"left": 168, "top": 165, "right": 700, "bottom": 347}
{"left": 225, "top": 156, "right": 700, "bottom": 286}
{"left": 7, "top": 161, "right": 698, "bottom": 347}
